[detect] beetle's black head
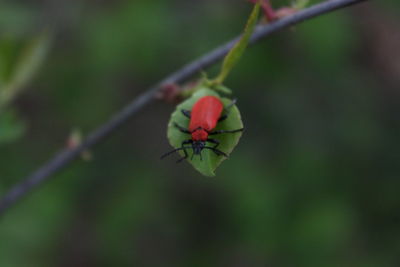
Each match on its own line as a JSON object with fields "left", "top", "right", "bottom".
{"left": 192, "top": 141, "right": 206, "bottom": 156}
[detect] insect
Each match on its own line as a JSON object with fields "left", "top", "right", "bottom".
{"left": 161, "top": 95, "right": 244, "bottom": 162}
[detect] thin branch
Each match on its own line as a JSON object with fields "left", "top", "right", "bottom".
{"left": 0, "top": 0, "right": 367, "bottom": 217}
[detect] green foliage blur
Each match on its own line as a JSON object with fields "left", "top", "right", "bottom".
{"left": 1, "top": 0, "right": 400, "bottom": 266}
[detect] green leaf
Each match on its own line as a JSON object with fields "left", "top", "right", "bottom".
{"left": 213, "top": 1, "right": 261, "bottom": 85}
{"left": 0, "top": 31, "right": 51, "bottom": 108}
{"left": 292, "top": 0, "right": 310, "bottom": 10}
{"left": 166, "top": 88, "right": 244, "bottom": 177}
{"left": 0, "top": 109, "right": 26, "bottom": 145}
{"left": 214, "top": 84, "right": 233, "bottom": 95}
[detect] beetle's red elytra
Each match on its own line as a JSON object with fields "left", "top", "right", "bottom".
{"left": 161, "top": 95, "right": 243, "bottom": 162}
{"left": 189, "top": 96, "right": 224, "bottom": 141}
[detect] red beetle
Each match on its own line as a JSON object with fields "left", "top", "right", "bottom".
{"left": 162, "top": 95, "right": 243, "bottom": 162}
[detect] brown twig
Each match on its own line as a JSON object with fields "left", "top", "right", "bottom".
{"left": 0, "top": 0, "right": 368, "bottom": 217}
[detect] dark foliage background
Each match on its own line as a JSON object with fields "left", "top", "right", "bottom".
{"left": 1, "top": 0, "right": 400, "bottom": 266}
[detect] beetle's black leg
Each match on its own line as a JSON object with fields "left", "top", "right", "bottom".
{"left": 176, "top": 148, "right": 188, "bottom": 163}
{"left": 209, "top": 128, "right": 244, "bottom": 135}
{"left": 218, "top": 98, "right": 237, "bottom": 122}
{"left": 204, "top": 146, "right": 228, "bottom": 157}
{"left": 207, "top": 138, "right": 220, "bottom": 149}
{"left": 181, "top": 109, "right": 191, "bottom": 119}
{"left": 173, "top": 122, "right": 191, "bottom": 134}
{"left": 218, "top": 114, "right": 228, "bottom": 122}
{"left": 176, "top": 140, "right": 193, "bottom": 163}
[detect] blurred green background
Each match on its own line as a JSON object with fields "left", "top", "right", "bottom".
{"left": 1, "top": 0, "right": 400, "bottom": 266}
